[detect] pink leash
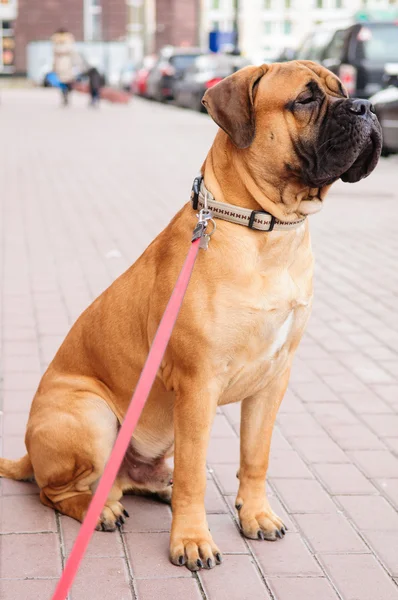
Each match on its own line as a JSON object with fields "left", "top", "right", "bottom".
{"left": 51, "top": 237, "right": 202, "bottom": 600}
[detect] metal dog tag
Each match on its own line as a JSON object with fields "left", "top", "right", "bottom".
{"left": 199, "top": 234, "right": 210, "bottom": 250}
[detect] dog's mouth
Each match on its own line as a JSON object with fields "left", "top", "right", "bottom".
{"left": 340, "top": 130, "right": 381, "bottom": 183}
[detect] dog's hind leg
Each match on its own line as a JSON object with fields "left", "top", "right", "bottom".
{"left": 28, "top": 394, "right": 128, "bottom": 531}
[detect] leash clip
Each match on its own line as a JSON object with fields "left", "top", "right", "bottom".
{"left": 192, "top": 208, "right": 216, "bottom": 249}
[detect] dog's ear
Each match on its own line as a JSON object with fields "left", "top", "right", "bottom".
{"left": 202, "top": 65, "right": 267, "bottom": 149}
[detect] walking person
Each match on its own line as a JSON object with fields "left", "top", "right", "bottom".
{"left": 51, "top": 28, "right": 77, "bottom": 106}
{"left": 85, "top": 65, "right": 105, "bottom": 107}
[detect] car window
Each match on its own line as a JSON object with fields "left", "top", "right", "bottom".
{"left": 296, "top": 30, "right": 334, "bottom": 61}
{"left": 357, "top": 25, "right": 398, "bottom": 62}
{"left": 170, "top": 54, "right": 201, "bottom": 71}
{"left": 324, "top": 30, "right": 346, "bottom": 61}
{"left": 296, "top": 35, "right": 315, "bottom": 60}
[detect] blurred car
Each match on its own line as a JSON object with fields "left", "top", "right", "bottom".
{"left": 133, "top": 55, "right": 157, "bottom": 97}
{"left": 174, "top": 54, "right": 251, "bottom": 112}
{"left": 296, "top": 21, "right": 398, "bottom": 98}
{"left": 146, "top": 46, "right": 202, "bottom": 102}
{"left": 119, "top": 63, "right": 137, "bottom": 92}
{"left": 370, "top": 63, "right": 398, "bottom": 155}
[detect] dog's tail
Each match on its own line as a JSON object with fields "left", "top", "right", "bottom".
{"left": 0, "top": 454, "right": 33, "bottom": 481}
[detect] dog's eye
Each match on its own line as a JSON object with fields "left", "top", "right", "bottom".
{"left": 297, "top": 95, "right": 314, "bottom": 105}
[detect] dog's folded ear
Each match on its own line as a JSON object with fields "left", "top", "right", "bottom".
{"left": 202, "top": 65, "right": 267, "bottom": 149}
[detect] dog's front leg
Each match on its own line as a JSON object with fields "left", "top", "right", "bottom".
{"left": 236, "top": 368, "right": 290, "bottom": 541}
{"left": 170, "top": 381, "right": 222, "bottom": 571}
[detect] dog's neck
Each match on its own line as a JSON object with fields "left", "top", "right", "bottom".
{"left": 202, "top": 133, "right": 328, "bottom": 220}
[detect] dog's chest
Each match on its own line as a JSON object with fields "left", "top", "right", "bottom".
{"left": 218, "top": 271, "right": 312, "bottom": 403}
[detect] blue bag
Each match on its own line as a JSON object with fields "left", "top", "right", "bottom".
{"left": 46, "top": 72, "right": 67, "bottom": 89}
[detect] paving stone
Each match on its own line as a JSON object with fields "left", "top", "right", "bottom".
{"left": 69, "top": 557, "right": 133, "bottom": 600}
{"left": 249, "top": 532, "right": 321, "bottom": 576}
{"left": 319, "top": 554, "right": 398, "bottom": 600}
{"left": 271, "top": 479, "right": 337, "bottom": 513}
{"left": 210, "top": 464, "right": 239, "bottom": 495}
{"left": 290, "top": 434, "right": 348, "bottom": 463}
{"left": 211, "top": 414, "right": 237, "bottom": 437}
{"left": 376, "top": 479, "right": 398, "bottom": 508}
{"left": 295, "top": 512, "right": 368, "bottom": 553}
{"left": 136, "top": 578, "right": 203, "bottom": 600}
{"left": 277, "top": 413, "right": 326, "bottom": 437}
{"left": 337, "top": 495, "right": 398, "bottom": 531}
{"left": 0, "top": 532, "right": 61, "bottom": 578}
{"left": 0, "top": 580, "right": 58, "bottom": 600}
{"left": 199, "top": 554, "right": 271, "bottom": 600}
{"left": 362, "top": 414, "right": 398, "bottom": 438}
{"left": 327, "top": 424, "right": 386, "bottom": 450}
{"left": 61, "top": 516, "right": 125, "bottom": 557}
{"left": 267, "top": 449, "right": 314, "bottom": 478}
{"left": 349, "top": 450, "right": 398, "bottom": 478}
{"left": 268, "top": 577, "right": 340, "bottom": 600}
{"left": 0, "top": 494, "right": 56, "bottom": 533}
{"left": 363, "top": 530, "right": 398, "bottom": 577}
{"left": 124, "top": 532, "right": 191, "bottom": 579}
{"left": 121, "top": 496, "right": 172, "bottom": 533}
{"left": 207, "top": 513, "right": 248, "bottom": 553}
{"left": 312, "top": 463, "right": 378, "bottom": 495}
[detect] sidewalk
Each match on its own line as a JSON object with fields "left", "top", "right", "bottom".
{"left": 0, "top": 88, "right": 398, "bottom": 600}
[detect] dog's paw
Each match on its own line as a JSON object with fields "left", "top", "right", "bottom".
{"left": 236, "top": 496, "right": 287, "bottom": 541}
{"left": 95, "top": 501, "right": 130, "bottom": 532}
{"left": 170, "top": 523, "right": 222, "bottom": 571}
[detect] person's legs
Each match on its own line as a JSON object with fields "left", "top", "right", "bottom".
{"left": 90, "top": 88, "right": 100, "bottom": 107}
{"left": 61, "top": 83, "right": 72, "bottom": 106}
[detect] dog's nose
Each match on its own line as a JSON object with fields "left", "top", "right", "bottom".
{"left": 349, "top": 99, "right": 375, "bottom": 117}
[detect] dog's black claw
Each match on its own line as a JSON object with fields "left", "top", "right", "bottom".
{"left": 281, "top": 527, "right": 286, "bottom": 536}
{"left": 215, "top": 552, "right": 223, "bottom": 564}
{"left": 257, "top": 530, "right": 265, "bottom": 540}
{"left": 119, "top": 516, "right": 125, "bottom": 525}
{"left": 115, "top": 520, "right": 122, "bottom": 528}
{"left": 275, "top": 529, "right": 283, "bottom": 539}
{"left": 178, "top": 555, "right": 185, "bottom": 566}
{"left": 123, "top": 509, "right": 130, "bottom": 518}
{"left": 197, "top": 559, "right": 203, "bottom": 568}
{"left": 207, "top": 558, "right": 214, "bottom": 569}
{"left": 235, "top": 503, "right": 242, "bottom": 511}
{"left": 101, "top": 522, "right": 106, "bottom": 532}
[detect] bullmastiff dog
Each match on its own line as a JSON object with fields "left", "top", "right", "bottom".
{"left": 0, "top": 61, "right": 381, "bottom": 571}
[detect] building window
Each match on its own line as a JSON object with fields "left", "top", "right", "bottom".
{"left": 212, "top": 0, "right": 220, "bottom": 9}
{"left": 264, "top": 22, "right": 272, "bottom": 34}
{"left": 285, "top": 0, "right": 291, "bottom": 7}
{"left": 336, "top": 0, "right": 343, "bottom": 6}
{"left": 284, "top": 20, "right": 292, "bottom": 34}
{"left": 264, "top": 0, "right": 272, "bottom": 9}
{"left": 84, "top": 0, "right": 102, "bottom": 42}
{"left": 316, "top": 0, "right": 323, "bottom": 7}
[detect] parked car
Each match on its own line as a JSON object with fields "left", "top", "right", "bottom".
{"left": 133, "top": 55, "right": 157, "bottom": 97}
{"left": 119, "top": 63, "right": 137, "bottom": 92}
{"left": 146, "top": 46, "right": 202, "bottom": 102}
{"left": 175, "top": 54, "right": 251, "bottom": 112}
{"left": 370, "top": 63, "right": 398, "bottom": 155}
{"left": 296, "top": 21, "right": 398, "bottom": 98}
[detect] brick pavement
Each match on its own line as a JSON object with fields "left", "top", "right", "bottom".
{"left": 0, "top": 88, "right": 398, "bottom": 600}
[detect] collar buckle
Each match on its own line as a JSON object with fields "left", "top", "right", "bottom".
{"left": 248, "top": 210, "right": 276, "bottom": 232}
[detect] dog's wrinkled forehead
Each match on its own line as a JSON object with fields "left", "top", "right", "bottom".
{"left": 297, "top": 60, "right": 348, "bottom": 98}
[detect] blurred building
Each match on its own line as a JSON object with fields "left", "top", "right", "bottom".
{"left": 8, "top": 0, "right": 127, "bottom": 74}
{"left": 201, "top": 0, "right": 398, "bottom": 62}
{"left": 0, "top": 0, "right": 17, "bottom": 73}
